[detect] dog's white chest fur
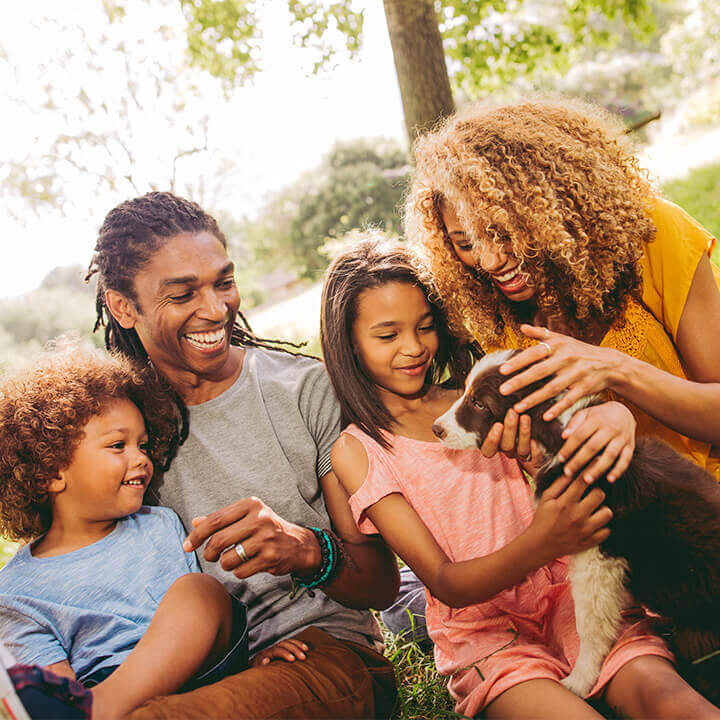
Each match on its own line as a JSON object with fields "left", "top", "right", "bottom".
{"left": 564, "top": 548, "right": 630, "bottom": 695}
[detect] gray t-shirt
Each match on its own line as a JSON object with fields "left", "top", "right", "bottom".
{"left": 148, "top": 346, "right": 382, "bottom": 655}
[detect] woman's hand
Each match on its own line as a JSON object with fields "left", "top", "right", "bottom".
{"left": 559, "top": 401, "right": 636, "bottom": 483}
{"left": 529, "top": 472, "right": 612, "bottom": 565}
{"left": 250, "top": 638, "right": 309, "bottom": 667}
{"left": 183, "top": 497, "right": 322, "bottom": 580}
{"left": 497, "top": 324, "right": 626, "bottom": 421}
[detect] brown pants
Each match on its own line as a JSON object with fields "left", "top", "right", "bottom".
{"left": 126, "top": 627, "right": 398, "bottom": 719}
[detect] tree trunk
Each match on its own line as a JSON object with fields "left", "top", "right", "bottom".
{"left": 383, "top": 0, "right": 455, "bottom": 143}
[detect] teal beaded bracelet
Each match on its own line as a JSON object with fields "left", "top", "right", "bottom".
{"left": 292, "top": 527, "right": 341, "bottom": 590}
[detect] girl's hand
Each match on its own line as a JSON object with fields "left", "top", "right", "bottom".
{"left": 498, "top": 325, "right": 625, "bottom": 421}
{"left": 479, "top": 409, "right": 544, "bottom": 477}
{"left": 479, "top": 408, "right": 531, "bottom": 459}
{"left": 250, "top": 638, "right": 309, "bottom": 667}
{"left": 559, "top": 402, "right": 636, "bottom": 483}
{"left": 529, "top": 472, "right": 612, "bottom": 565}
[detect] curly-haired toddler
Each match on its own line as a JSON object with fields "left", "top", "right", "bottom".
{"left": 0, "top": 343, "right": 251, "bottom": 720}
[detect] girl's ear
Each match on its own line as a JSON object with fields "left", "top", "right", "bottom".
{"left": 46, "top": 475, "right": 66, "bottom": 494}
{"left": 105, "top": 289, "right": 139, "bottom": 330}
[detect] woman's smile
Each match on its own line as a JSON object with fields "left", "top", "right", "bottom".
{"left": 490, "top": 266, "right": 532, "bottom": 297}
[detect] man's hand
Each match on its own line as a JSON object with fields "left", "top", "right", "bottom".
{"left": 250, "top": 638, "right": 309, "bottom": 667}
{"left": 183, "top": 497, "right": 322, "bottom": 580}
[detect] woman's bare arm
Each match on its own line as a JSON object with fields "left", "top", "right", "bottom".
{"left": 499, "top": 255, "right": 720, "bottom": 445}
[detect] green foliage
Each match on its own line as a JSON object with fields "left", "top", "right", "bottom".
{"left": 180, "top": 0, "right": 363, "bottom": 88}
{"left": 246, "top": 138, "right": 409, "bottom": 281}
{"left": 287, "top": 1, "right": 364, "bottom": 74}
{"left": 381, "top": 622, "right": 461, "bottom": 720}
{"left": 181, "top": 0, "right": 656, "bottom": 98}
{"left": 179, "top": 0, "right": 259, "bottom": 86}
{"left": 662, "top": 162, "right": 720, "bottom": 264}
{"left": 440, "top": 0, "right": 656, "bottom": 95}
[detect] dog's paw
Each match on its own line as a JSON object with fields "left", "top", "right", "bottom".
{"left": 561, "top": 671, "right": 595, "bottom": 697}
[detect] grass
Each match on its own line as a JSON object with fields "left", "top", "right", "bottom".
{"left": 381, "top": 624, "right": 462, "bottom": 720}
{"left": 662, "top": 161, "right": 720, "bottom": 264}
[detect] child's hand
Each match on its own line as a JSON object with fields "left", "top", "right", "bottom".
{"left": 529, "top": 472, "right": 612, "bottom": 565}
{"left": 250, "top": 638, "right": 309, "bottom": 667}
{"left": 479, "top": 408, "right": 533, "bottom": 461}
{"left": 558, "top": 401, "right": 636, "bottom": 483}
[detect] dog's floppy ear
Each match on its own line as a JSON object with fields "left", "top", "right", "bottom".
{"left": 480, "top": 384, "right": 513, "bottom": 420}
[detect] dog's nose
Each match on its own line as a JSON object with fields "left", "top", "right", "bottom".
{"left": 432, "top": 423, "right": 446, "bottom": 440}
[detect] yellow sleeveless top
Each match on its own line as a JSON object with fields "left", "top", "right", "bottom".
{"left": 485, "top": 197, "right": 720, "bottom": 480}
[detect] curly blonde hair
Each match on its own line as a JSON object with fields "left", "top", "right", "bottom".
{"left": 405, "top": 97, "right": 657, "bottom": 347}
{"left": 0, "top": 340, "right": 183, "bottom": 541}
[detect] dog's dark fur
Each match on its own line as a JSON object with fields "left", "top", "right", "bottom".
{"left": 449, "top": 351, "right": 720, "bottom": 702}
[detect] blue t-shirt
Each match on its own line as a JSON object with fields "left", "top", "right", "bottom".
{"left": 0, "top": 506, "right": 200, "bottom": 681}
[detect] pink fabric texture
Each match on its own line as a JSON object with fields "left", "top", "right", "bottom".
{"left": 344, "top": 425, "right": 673, "bottom": 716}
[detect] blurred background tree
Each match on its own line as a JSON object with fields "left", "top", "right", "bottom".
{"left": 0, "top": 266, "right": 100, "bottom": 371}
{"left": 244, "top": 138, "right": 409, "bottom": 280}
{"left": 179, "top": 0, "right": 660, "bottom": 140}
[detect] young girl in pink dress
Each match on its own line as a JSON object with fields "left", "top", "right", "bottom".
{"left": 320, "top": 236, "right": 719, "bottom": 719}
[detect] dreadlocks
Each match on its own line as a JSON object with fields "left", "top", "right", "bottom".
{"left": 86, "top": 191, "right": 311, "bottom": 442}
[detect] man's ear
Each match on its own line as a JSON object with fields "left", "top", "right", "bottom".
{"left": 105, "top": 289, "right": 139, "bottom": 330}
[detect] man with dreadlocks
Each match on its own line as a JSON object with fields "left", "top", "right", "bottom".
{"left": 85, "top": 191, "right": 399, "bottom": 719}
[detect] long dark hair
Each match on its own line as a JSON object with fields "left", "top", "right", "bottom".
{"left": 86, "top": 191, "right": 309, "bottom": 444}
{"left": 321, "top": 235, "right": 481, "bottom": 449}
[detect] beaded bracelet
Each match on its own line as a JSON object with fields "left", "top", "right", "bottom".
{"left": 292, "top": 526, "right": 342, "bottom": 591}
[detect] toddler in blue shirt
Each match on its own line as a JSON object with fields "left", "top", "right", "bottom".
{"left": 0, "top": 344, "right": 281, "bottom": 719}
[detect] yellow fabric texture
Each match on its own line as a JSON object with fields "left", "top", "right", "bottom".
{"left": 483, "top": 197, "right": 720, "bottom": 479}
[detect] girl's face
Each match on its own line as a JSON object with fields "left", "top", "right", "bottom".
{"left": 439, "top": 200, "right": 536, "bottom": 302}
{"left": 352, "top": 281, "right": 439, "bottom": 398}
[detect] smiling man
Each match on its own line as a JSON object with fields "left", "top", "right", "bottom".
{"left": 85, "top": 191, "right": 399, "bottom": 719}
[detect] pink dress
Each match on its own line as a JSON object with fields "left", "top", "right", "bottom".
{"left": 344, "top": 425, "right": 673, "bottom": 716}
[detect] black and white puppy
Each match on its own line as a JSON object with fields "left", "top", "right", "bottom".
{"left": 432, "top": 350, "right": 720, "bottom": 699}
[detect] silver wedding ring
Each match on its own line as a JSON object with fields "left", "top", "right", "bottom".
{"left": 235, "top": 542, "right": 249, "bottom": 563}
{"left": 539, "top": 341, "right": 552, "bottom": 356}
{"left": 544, "top": 327, "right": 550, "bottom": 339}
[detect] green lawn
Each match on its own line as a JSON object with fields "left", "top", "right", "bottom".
{"left": 662, "top": 161, "right": 720, "bottom": 264}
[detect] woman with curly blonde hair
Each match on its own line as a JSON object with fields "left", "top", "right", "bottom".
{"left": 405, "top": 98, "right": 720, "bottom": 485}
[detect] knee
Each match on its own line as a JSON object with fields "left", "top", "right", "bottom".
{"left": 610, "top": 656, "right": 716, "bottom": 719}
{"left": 167, "top": 573, "right": 231, "bottom": 615}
